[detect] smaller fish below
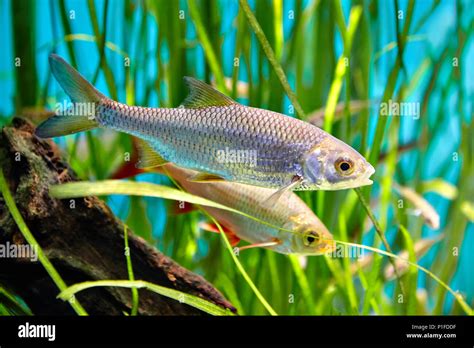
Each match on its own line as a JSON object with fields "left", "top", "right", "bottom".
{"left": 112, "top": 154, "right": 335, "bottom": 255}
{"left": 162, "top": 163, "right": 336, "bottom": 255}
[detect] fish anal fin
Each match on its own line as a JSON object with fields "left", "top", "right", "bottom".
{"left": 187, "top": 172, "right": 226, "bottom": 183}
{"left": 181, "top": 77, "right": 236, "bottom": 109}
{"left": 199, "top": 221, "right": 240, "bottom": 246}
{"left": 135, "top": 139, "right": 168, "bottom": 169}
{"left": 238, "top": 238, "right": 282, "bottom": 251}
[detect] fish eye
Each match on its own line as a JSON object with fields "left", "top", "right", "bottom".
{"left": 303, "top": 231, "right": 320, "bottom": 247}
{"left": 335, "top": 158, "right": 354, "bottom": 175}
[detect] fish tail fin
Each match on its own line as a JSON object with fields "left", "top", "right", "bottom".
{"left": 35, "top": 115, "right": 99, "bottom": 138}
{"left": 36, "top": 54, "right": 105, "bottom": 138}
{"left": 49, "top": 54, "right": 105, "bottom": 104}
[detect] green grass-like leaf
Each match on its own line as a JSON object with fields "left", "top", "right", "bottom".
{"left": 123, "top": 224, "right": 139, "bottom": 316}
{"left": 0, "top": 168, "right": 88, "bottom": 316}
{"left": 188, "top": 0, "right": 228, "bottom": 93}
{"left": 57, "top": 280, "right": 234, "bottom": 316}
{"left": 239, "top": 0, "right": 305, "bottom": 118}
{"left": 50, "top": 180, "right": 294, "bottom": 235}
{"left": 334, "top": 239, "right": 473, "bottom": 315}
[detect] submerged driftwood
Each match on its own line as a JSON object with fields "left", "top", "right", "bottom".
{"left": 0, "top": 118, "right": 235, "bottom": 315}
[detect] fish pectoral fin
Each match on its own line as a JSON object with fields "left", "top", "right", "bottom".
{"left": 238, "top": 238, "right": 282, "bottom": 252}
{"left": 135, "top": 138, "right": 168, "bottom": 169}
{"left": 263, "top": 175, "right": 304, "bottom": 207}
{"left": 187, "top": 172, "right": 226, "bottom": 183}
{"left": 180, "top": 77, "right": 236, "bottom": 108}
{"left": 199, "top": 221, "right": 240, "bottom": 246}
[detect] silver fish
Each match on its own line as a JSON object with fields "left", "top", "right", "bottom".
{"left": 160, "top": 163, "right": 335, "bottom": 255}
{"left": 37, "top": 54, "right": 375, "bottom": 192}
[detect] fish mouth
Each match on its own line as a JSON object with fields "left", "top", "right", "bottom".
{"left": 367, "top": 164, "right": 376, "bottom": 177}
{"left": 361, "top": 164, "right": 376, "bottom": 185}
{"left": 319, "top": 238, "right": 337, "bottom": 254}
{"left": 344, "top": 164, "right": 375, "bottom": 188}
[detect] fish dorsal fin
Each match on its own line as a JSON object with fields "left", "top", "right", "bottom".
{"left": 135, "top": 138, "right": 168, "bottom": 169}
{"left": 181, "top": 77, "right": 236, "bottom": 108}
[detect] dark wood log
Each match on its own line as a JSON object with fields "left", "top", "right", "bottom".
{"left": 0, "top": 118, "right": 235, "bottom": 315}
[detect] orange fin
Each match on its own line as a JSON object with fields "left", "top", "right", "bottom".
{"left": 199, "top": 221, "right": 240, "bottom": 246}
{"left": 111, "top": 137, "right": 166, "bottom": 179}
{"left": 111, "top": 160, "right": 146, "bottom": 179}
